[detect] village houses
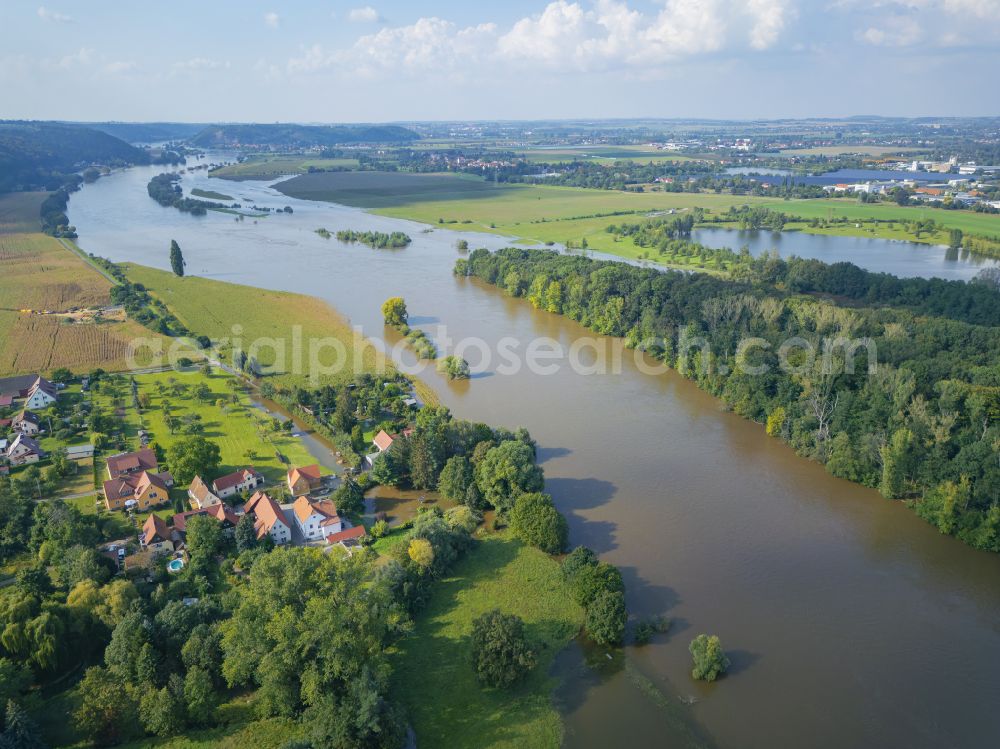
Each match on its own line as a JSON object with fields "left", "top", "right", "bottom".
{"left": 292, "top": 495, "right": 342, "bottom": 541}
{"left": 6, "top": 434, "right": 43, "bottom": 466}
{"left": 211, "top": 467, "right": 263, "bottom": 499}
{"left": 287, "top": 464, "right": 322, "bottom": 495}
{"left": 244, "top": 490, "right": 291, "bottom": 545}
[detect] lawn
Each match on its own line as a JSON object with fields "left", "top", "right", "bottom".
{"left": 123, "top": 264, "right": 393, "bottom": 391}
{"left": 210, "top": 155, "right": 360, "bottom": 181}
{"left": 516, "top": 145, "right": 702, "bottom": 164}
{"left": 127, "top": 368, "right": 320, "bottom": 486}
{"left": 391, "top": 534, "right": 584, "bottom": 749}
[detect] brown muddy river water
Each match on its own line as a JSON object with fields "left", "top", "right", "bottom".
{"left": 67, "top": 159, "right": 1000, "bottom": 748}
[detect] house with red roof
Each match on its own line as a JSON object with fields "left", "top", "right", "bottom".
{"left": 141, "top": 513, "right": 174, "bottom": 554}
{"left": 292, "top": 495, "right": 342, "bottom": 541}
{"left": 244, "top": 491, "right": 291, "bottom": 544}
{"left": 286, "top": 464, "right": 322, "bottom": 496}
{"left": 106, "top": 448, "right": 161, "bottom": 480}
{"left": 325, "top": 525, "right": 367, "bottom": 549}
{"left": 103, "top": 470, "right": 171, "bottom": 512}
{"left": 172, "top": 503, "right": 240, "bottom": 537}
{"left": 211, "top": 467, "right": 263, "bottom": 499}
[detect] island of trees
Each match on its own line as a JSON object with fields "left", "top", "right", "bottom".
{"left": 337, "top": 230, "right": 412, "bottom": 249}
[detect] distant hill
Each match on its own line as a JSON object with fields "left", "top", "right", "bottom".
{"left": 0, "top": 121, "right": 152, "bottom": 192}
{"left": 81, "top": 121, "right": 207, "bottom": 144}
{"left": 188, "top": 123, "right": 420, "bottom": 148}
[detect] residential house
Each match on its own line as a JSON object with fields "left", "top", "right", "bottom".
{"left": 103, "top": 470, "right": 171, "bottom": 512}
{"left": 366, "top": 428, "right": 413, "bottom": 467}
{"left": 211, "top": 467, "right": 264, "bottom": 499}
{"left": 12, "top": 411, "right": 41, "bottom": 436}
{"left": 172, "top": 503, "right": 239, "bottom": 537}
{"left": 0, "top": 395, "right": 12, "bottom": 408}
{"left": 106, "top": 448, "right": 161, "bottom": 480}
{"left": 141, "top": 513, "right": 174, "bottom": 554}
{"left": 0, "top": 374, "right": 51, "bottom": 400}
{"left": 6, "top": 434, "right": 43, "bottom": 466}
{"left": 24, "top": 378, "right": 58, "bottom": 410}
{"left": 187, "top": 475, "right": 222, "bottom": 509}
{"left": 292, "top": 495, "right": 342, "bottom": 541}
{"left": 287, "top": 464, "right": 322, "bottom": 496}
{"left": 244, "top": 491, "right": 291, "bottom": 545}
{"left": 325, "top": 525, "right": 367, "bottom": 549}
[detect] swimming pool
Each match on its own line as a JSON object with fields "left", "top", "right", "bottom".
{"left": 167, "top": 558, "right": 184, "bottom": 572}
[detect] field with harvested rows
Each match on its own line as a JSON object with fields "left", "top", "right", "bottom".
{"left": 0, "top": 191, "right": 180, "bottom": 377}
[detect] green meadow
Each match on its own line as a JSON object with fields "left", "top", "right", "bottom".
{"left": 391, "top": 534, "right": 584, "bottom": 749}
{"left": 210, "top": 155, "right": 360, "bottom": 181}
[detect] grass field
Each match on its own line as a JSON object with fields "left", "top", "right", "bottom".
{"left": 0, "top": 193, "right": 182, "bottom": 377}
{"left": 190, "top": 187, "right": 234, "bottom": 201}
{"left": 276, "top": 170, "right": 517, "bottom": 209}
{"left": 210, "top": 155, "right": 360, "bottom": 181}
{"left": 124, "top": 264, "right": 388, "bottom": 388}
{"left": 131, "top": 368, "right": 320, "bottom": 485}
{"left": 391, "top": 534, "right": 584, "bottom": 749}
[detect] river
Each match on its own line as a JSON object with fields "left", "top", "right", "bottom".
{"left": 67, "top": 159, "right": 1000, "bottom": 749}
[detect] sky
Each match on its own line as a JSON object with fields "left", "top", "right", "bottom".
{"left": 2, "top": 0, "right": 999, "bottom": 122}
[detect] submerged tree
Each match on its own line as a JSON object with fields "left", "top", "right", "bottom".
{"left": 689, "top": 634, "right": 730, "bottom": 682}
{"left": 169, "top": 240, "right": 185, "bottom": 277}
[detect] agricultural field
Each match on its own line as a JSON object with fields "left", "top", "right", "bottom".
{"left": 276, "top": 170, "right": 517, "bottom": 209}
{"left": 210, "top": 155, "right": 360, "bottom": 181}
{"left": 0, "top": 192, "right": 182, "bottom": 377}
{"left": 391, "top": 534, "right": 585, "bottom": 749}
{"left": 123, "top": 264, "right": 394, "bottom": 390}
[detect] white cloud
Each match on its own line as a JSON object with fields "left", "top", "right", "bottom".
{"left": 104, "top": 61, "right": 136, "bottom": 74}
{"left": 51, "top": 47, "right": 93, "bottom": 69}
{"left": 299, "top": 0, "right": 796, "bottom": 78}
{"left": 264, "top": 12, "right": 280, "bottom": 28}
{"left": 37, "top": 6, "right": 71, "bottom": 23}
{"left": 858, "top": 14, "right": 923, "bottom": 46}
{"left": 348, "top": 6, "right": 381, "bottom": 23}
{"left": 173, "top": 57, "right": 231, "bottom": 72}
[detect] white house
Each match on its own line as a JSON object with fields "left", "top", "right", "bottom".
{"left": 187, "top": 475, "right": 222, "bottom": 509}
{"left": 244, "top": 491, "right": 291, "bottom": 545}
{"left": 292, "top": 495, "right": 342, "bottom": 541}
{"left": 211, "top": 467, "right": 264, "bottom": 499}
{"left": 7, "top": 434, "right": 43, "bottom": 466}
{"left": 23, "top": 378, "right": 57, "bottom": 410}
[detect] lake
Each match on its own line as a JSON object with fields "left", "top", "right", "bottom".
{"left": 690, "top": 226, "right": 997, "bottom": 280}
{"left": 67, "top": 160, "right": 1000, "bottom": 749}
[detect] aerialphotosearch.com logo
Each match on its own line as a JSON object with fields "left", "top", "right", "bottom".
{"left": 124, "top": 324, "right": 878, "bottom": 382}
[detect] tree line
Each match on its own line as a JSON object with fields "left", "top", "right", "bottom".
{"left": 459, "top": 246, "right": 1000, "bottom": 552}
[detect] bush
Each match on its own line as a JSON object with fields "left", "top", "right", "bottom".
{"left": 585, "top": 590, "right": 627, "bottom": 646}
{"left": 571, "top": 561, "right": 624, "bottom": 608}
{"left": 470, "top": 609, "right": 536, "bottom": 688}
{"left": 689, "top": 634, "right": 730, "bottom": 682}
{"left": 508, "top": 492, "right": 567, "bottom": 553}
{"left": 437, "top": 355, "right": 470, "bottom": 380}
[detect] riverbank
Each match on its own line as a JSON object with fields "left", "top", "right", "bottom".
{"left": 269, "top": 172, "right": 1000, "bottom": 272}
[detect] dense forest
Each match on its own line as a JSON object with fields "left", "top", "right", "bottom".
{"left": 0, "top": 121, "right": 164, "bottom": 193}
{"left": 459, "top": 247, "right": 1000, "bottom": 551}
{"left": 189, "top": 124, "right": 420, "bottom": 148}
